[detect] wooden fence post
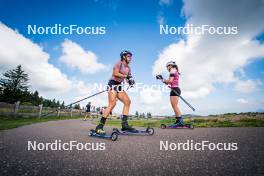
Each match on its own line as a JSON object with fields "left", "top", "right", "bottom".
{"left": 14, "top": 101, "right": 20, "bottom": 115}
{"left": 38, "top": 104, "right": 43, "bottom": 118}
{"left": 57, "top": 107, "right": 61, "bottom": 117}
{"left": 70, "top": 108, "right": 73, "bottom": 117}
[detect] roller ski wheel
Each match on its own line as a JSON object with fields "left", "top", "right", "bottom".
{"left": 160, "top": 124, "right": 167, "bottom": 129}
{"left": 188, "top": 124, "right": 194, "bottom": 129}
{"left": 146, "top": 127, "right": 154, "bottom": 135}
{"left": 110, "top": 132, "right": 118, "bottom": 141}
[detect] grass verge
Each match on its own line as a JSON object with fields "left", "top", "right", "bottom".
{"left": 103, "top": 117, "right": 264, "bottom": 128}
{"left": 0, "top": 116, "right": 82, "bottom": 131}
{"left": 0, "top": 116, "right": 263, "bottom": 131}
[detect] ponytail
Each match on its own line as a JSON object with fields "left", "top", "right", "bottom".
{"left": 172, "top": 65, "right": 180, "bottom": 75}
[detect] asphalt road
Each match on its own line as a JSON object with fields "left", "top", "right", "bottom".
{"left": 0, "top": 119, "right": 263, "bottom": 176}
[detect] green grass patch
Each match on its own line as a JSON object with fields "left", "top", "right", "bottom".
{"left": 103, "top": 117, "right": 264, "bottom": 128}
{"left": 0, "top": 116, "right": 82, "bottom": 131}
{"left": 1, "top": 116, "right": 263, "bottom": 131}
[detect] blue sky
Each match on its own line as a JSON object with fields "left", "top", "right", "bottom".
{"left": 0, "top": 0, "right": 264, "bottom": 115}
{"left": 0, "top": 0, "right": 184, "bottom": 81}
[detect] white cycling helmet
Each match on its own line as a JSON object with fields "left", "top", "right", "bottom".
{"left": 166, "top": 61, "right": 176, "bottom": 68}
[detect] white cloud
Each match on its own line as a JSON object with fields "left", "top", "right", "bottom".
{"left": 67, "top": 80, "right": 108, "bottom": 108}
{"left": 59, "top": 39, "right": 107, "bottom": 74}
{"left": 153, "top": 0, "right": 264, "bottom": 99}
{"left": 236, "top": 98, "right": 248, "bottom": 104}
{"left": 238, "top": 68, "right": 246, "bottom": 78}
{"left": 159, "top": 0, "right": 173, "bottom": 6}
{"left": 139, "top": 89, "right": 163, "bottom": 104}
{"left": 0, "top": 22, "right": 107, "bottom": 108}
{"left": 157, "top": 14, "right": 165, "bottom": 25}
{"left": 234, "top": 79, "right": 261, "bottom": 93}
{"left": 157, "top": 0, "right": 173, "bottom": 25}
{"left": 0, "top": 22, "right": 72, "bottom": 93}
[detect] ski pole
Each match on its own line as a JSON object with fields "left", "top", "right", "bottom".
{"left": 156, "top": 75, "right": 196, "bottom": 112}
{"left": 170, "top": 88, "right": 195, "bottom": 112}
{"left": 41, "top": 90, "right": 107, "bottom": 117}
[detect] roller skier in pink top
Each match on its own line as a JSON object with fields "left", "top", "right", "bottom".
{"left": 95, "top": 50, "right": 136, "bottom": 134}
{"left": 162, "top": 61, "right": 184, "bottom": 125}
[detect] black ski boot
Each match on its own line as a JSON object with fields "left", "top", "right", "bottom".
{"left": 121, "top": 115, "right": 136, "bottom": 132}
{"left": 95, "top": 124, "right": 105, "bottom": 134}
{"left": 174, "top": 116, "right": 184, "bottom": 126}
{"left": 121, "top": 124, "right": 136, "bottom": 131}
{"left": 95, "top": 117, "right": 107, "bottom": 134}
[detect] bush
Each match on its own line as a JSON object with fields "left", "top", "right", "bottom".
{"left": 21, "top": 102, "right": 33, "bottom": 106}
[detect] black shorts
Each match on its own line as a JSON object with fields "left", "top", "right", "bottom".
{"left": 107, "top": 80, "right": 124, "bottom": 92}
{"left": 170, "top": 87, "right": 181, "bottom": 96}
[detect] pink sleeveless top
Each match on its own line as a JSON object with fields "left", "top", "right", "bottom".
{"left": 168, "top": 68, "right": 179, "bottom": 88}
{"left": 111, "top": 61, "right": 131, "bottom": 83}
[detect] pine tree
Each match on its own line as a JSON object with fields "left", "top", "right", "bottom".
{"left": 74, "top": 104, "right": 80, "bottom": 109}
{"left": 147, "top": 112, "right": 152, "bottom": 119}
{"left": 0, "top": 65, "right": 29, "bottom": 103}
{"left": 61, "top": 101, "right": 65, "bottom": 108}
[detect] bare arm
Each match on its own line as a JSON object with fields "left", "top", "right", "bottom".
{"left": 163, "top": 76, "right": 174, "bottom": 84}
{"left": 113, "top": 66, "right": 127, "bottom": 78}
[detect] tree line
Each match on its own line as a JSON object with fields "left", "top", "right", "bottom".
{"left": 0, "top": 65, "right": 65, "bottom": 108}
{"left": 135, "top": 111, "right": 152, "bottom": 119}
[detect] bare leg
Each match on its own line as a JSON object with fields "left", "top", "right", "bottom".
{"left": 84, "top": 113, "right": 88, "bottom": 121}
{"left": 95, "top": 91, "right": 118, "bottom": 133}
{"left": 117, "top": 91, "right": 135, "bottom": 131}
{"left": 170, "top": 96, "right": 181, "bottom": 117}
{"left": 170, "top": 96, "right": 184, "bottom": 125}
{"left": 117, "top": 91, "right": 131, "bottom": 116}
{"left": 103, "top": 91, "right": 118, "bottom": 118}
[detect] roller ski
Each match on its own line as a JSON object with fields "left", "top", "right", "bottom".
{"left": 89, "top": 128, "right": 118, "bottom": 141}
{"left": 160, "top": 123, "right": 194, "bottom": 129}
{"left": 89, "top": 122, "right": 118, "bottom": 141}
{"left": 114, "top": 126, "right": 154, "bottom": 135}
{"left": 160, "top": 116, "right": 194, "bottom": 129}
{"left": 115, "top": 116, "right": 154, "bottom": 135}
